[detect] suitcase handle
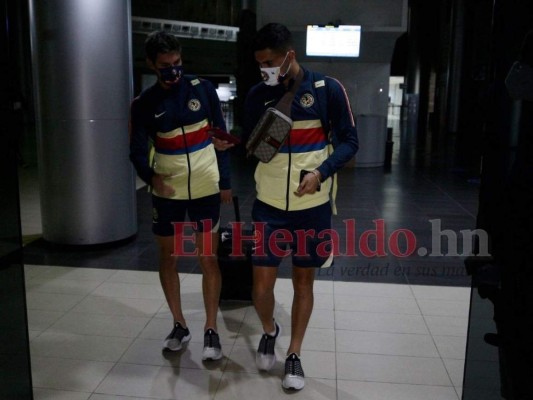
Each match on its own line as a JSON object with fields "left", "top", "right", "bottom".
{"left": 232, "top": 195, "right": 241, "bottom": 223}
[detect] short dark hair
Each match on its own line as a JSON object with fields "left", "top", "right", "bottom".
{"left": 145, "top": 31, "right": 182, "bottom": 63}
{"left": 253, "top": 23, "right": 293, "bottom": 54}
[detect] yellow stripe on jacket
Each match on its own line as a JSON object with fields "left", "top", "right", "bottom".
{"left": 255, "top": 119, "right": 331, "bottom": 211}
{"left": 152, "top": 119, "right": 220, "bottom": 200}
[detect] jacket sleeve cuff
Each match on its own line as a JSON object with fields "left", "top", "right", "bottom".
{"left": 219, "top": 176, "right": 231, "bottom": 190}
{"left": 316, "top": 165, "right": 329, "bottom": 182}
{"left": 140, "top": 168, "right": 155, "bottom": 187}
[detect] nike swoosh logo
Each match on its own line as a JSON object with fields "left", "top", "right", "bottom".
{"left": 155, "top": 112, "right": 166, "bottom": 118}
{"left": 264, "top": 99, "right": 275, "bottom": 106}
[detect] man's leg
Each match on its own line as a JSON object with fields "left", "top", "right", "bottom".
{"left": 253, "top": 266, "right": 278, "bottom": 334}
{"left": 280, "top": 265, "right": 315, "bottom": 390}
{"left": 196, "top": 231, "right": 221, "bottom": 332}
{"left": 157, "top": 233, "right": 191, "bottom": 351}
{"left": 287, "top": 201, "right": 330, "bottom": 356}
{"left": 287, "top": 266, "right": 315, "bottom": 356}
{"left": 196, "top": 228, "right": 225, "bottom": 361}
{"left": 156, "top": 235, "right": 186, "bottom": 325}
{"left": 187, "top": 194, "right": 223, "bottom": 360}
{"left": 254, "top": 265, "right": 281, "bottom": 371}
{"left": 251, "top": 199, "right": 283, "bottom": 370}
{"left": 153, "top": 196, "right": 192, "bottom": 351}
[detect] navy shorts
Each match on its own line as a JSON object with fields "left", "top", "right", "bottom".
{"left": 251, "top": 200, "right": 333, "bottom": 268}
{"left": 152, "top": 193, "right": 220, "bottom": 237}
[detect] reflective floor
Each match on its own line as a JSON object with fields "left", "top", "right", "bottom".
{"left": 20, "top": 146, "right": 480, "bottom": 399}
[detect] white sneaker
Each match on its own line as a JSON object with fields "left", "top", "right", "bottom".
{"left": 282, "top": 353, "right": 305, "bottom": 390}
{"left": 256, "top": 321, "right": 281, "bottom": 371}
{"left": 163, "top": 322, "right": 191, "bottom": 351}
{"left": 202, "top": 329, "right": 223, "bottom": 361}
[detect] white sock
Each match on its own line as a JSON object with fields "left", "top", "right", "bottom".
{"left": 266, "top": 320, "right": 277, "bottom": 336}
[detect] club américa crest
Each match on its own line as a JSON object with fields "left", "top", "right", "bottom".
{"left": 300, "top": 93, "right": 315, "bottom": 108}
{"left": 188, "top": 99, "right": 201, "bottom": 111}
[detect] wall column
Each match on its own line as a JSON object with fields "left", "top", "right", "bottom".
{"left": 29, "top": 0, "right": 137, "bottom": 245}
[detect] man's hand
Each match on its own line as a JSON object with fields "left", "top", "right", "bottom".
{"left": 151, "top": 173, "right": 175, "bottom": 197}
{"left": 212, "top": 137, "right": 235, "bottom": 151}
{"left": 294, "top": 170, "right": 321, "bottom": 197}
{"left": 220, "top": 189, "right": 232, "bottom": 204}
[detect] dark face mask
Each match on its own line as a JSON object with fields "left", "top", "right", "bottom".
{"left": 158, "top": 65, "right": 183, "bottom": 85}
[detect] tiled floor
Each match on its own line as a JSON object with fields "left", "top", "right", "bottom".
{"left": 25, "top": 265, "right": 469, "bottom": 400}
{"left": 20, "top": 146, "right": 479, "bottom": 399}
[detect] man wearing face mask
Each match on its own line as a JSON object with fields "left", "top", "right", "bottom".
{"left": 243, "top": 23, "right": 358, "bottom": 390}
{"left": 129, "top": 31, "right": 233, "bottom": 360}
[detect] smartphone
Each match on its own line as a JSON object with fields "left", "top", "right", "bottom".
{"left": 208, "top": 127, "right": 241, "bottom": 144}
{"left": 300, "top": 169, "right": 311, "bottom": 183}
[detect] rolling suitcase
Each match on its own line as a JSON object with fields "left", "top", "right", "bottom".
{"left": 218, "top": 196, "right": 254, "bottom": 302}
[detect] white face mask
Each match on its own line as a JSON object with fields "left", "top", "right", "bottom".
{"left": 260, "top": 52, "right": 291, "bottom": 86}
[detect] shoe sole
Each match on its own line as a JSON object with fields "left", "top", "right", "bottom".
{"left": 282, "top": 375, "right": 305, "bottom": 391}
{"left": 202, "top": 347, "right": 223, "bottom": 361}
{"left": 163, "top": 333, "right": 191, "bottom": 351}
{"left": 256, "top": 353, "right": 276, "bottom": 371}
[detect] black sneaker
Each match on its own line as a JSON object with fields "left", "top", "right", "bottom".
{"left": 282, "top": 353, "right": 305, "bottom": 390}
{"left": 256, "top": 321, "right": 281, "bottom": 371}
{"left": 202, "top": 328, "right": 222, "bottom": 361}
{"left": 163, "top": 322, "right": 191, "bottom": 351}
